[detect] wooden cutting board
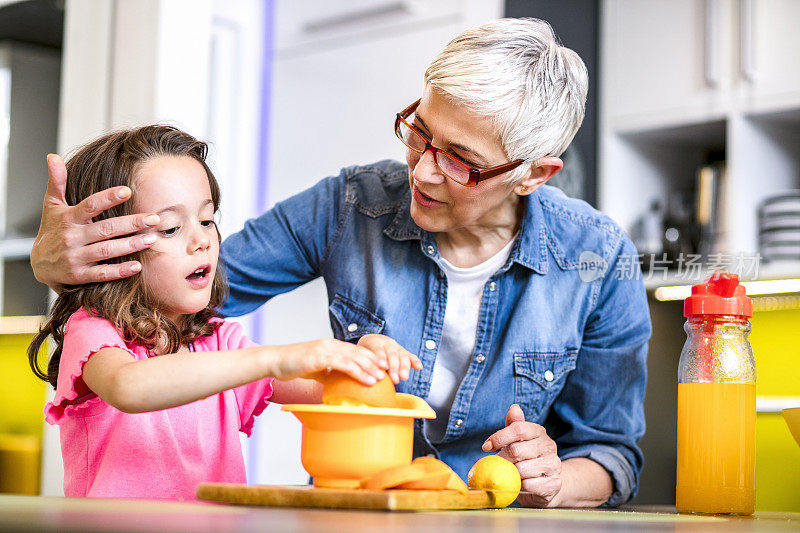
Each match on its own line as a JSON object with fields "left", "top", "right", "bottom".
{"left": 196, "top": 483, "right": 496, "bottom": 511}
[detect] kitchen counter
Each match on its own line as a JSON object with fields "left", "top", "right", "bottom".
{"left": 1, "top": 495, "right": 798, "bottom": 533}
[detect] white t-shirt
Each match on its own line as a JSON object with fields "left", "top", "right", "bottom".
{"left": 424, "top": 237, "right": 516, "bottom": 441}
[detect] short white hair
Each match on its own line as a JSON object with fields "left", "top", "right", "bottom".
{"left": 424, "top": 18, "right": 588, "bottom": 183}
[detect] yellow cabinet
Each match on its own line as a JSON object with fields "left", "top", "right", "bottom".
{"left": 749, "top": 307, "right": 800, "bottom": 512}
{"left": 0, "top": 316, "right": 47, "bottom": 495}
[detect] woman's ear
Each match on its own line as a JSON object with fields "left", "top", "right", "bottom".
{"left": 516, "top": 157, "right": 563, "bottom": 195}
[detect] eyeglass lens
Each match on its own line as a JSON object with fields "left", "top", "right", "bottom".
{"left": 396, "top": 120, "right": 470, "bottom": 184}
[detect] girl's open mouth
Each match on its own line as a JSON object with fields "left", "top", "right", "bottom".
{"left": 186, "top": 264, "right": 211, "bottom": 285}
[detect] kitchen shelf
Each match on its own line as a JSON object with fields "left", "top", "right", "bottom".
{"left": 0, "top": 237, "right": 34, "bottom": 260}
{"left": 643, "top": 260, "right": 800, "bottom": 291}
{"left": 0, "top": 315, "right": 43, "bottom": 335}
{"left": 0, "top": 42, "right": 59, "bottom": 317}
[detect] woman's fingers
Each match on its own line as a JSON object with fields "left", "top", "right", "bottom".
{"left": 83, "top": 213, "right": 161, "bottom": 245}
{"left": 483, "top": 419, "right": 545, "bottom": 452}
{"left": 509, "top": 454, "right": 563, "bottom": 508}
{"left": 32, "top": 154, "right": 159, "bottom": 289}
{"left": 496, "top": 432, "right": 558, "bottom": 463}
{"left": 43, "top": 154, "right": 68, "bottom": 207}
{"left": 58, "top": 231, "right": 157, "bottom": 284}
{"left": 513, "top": 455, "right": 561, "bottom": 480}
{"left": 517, "top": 474, "right": 563, "bottom": 508}
{"left": 73, "top": 186, "right": 134, "bottom": 224}
{"left": 82, "top": 223, "right": 158, "bottom": 258}
{"left": 78, "top": 261, "right": 144, "bottom": 284}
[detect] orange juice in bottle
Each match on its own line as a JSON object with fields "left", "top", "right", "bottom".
{"left": 676, "top": 270, "right": 756, "bottom": 515}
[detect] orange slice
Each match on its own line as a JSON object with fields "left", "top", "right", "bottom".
{"left": 396, "top": 457, "right": 469, "bottom": 493}
{"left": 360, "top": 463, "right": 427, "bottom": 490}
{"left": 396, "top": 472, "right": 451, "bottom": 490}
{"left": 411, "top": 456, "right": 448, "bottom": 472}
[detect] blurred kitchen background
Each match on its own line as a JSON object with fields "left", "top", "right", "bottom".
{"left": 0, "top": 0, "right": 797, "bottom": 511}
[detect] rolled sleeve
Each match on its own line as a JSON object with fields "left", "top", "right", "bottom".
{"left": 559, "top": 444, "right": 636, "bottom": 507}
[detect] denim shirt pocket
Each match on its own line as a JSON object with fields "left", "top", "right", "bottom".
{"left": 513, "top": 350, "right": 578, "bottom": 420}
{"left": 329, "top": 294, "right": 386, "bottom": 341}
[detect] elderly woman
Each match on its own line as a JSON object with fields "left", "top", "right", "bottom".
{"left": 31, "top": 18, "right": 650, "bottom": 508}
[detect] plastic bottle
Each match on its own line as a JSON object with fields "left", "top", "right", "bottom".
{"left": 676, "top": 270, "right": 756, "bottom": 515}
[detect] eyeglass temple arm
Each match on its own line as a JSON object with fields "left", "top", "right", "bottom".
{"left": 399, "top": 99, "right": 421, "bottom": 118}
{"left": 473, "top": 160, "right": 525, "bottom": 182}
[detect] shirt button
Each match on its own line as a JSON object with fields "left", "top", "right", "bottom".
{"left": 544, "top": 370, "right": 555, "bottom": 382}
{"left": 426, "top": 245, "right": 435, "bottom": 255}
{"left": 454, "top": 419, "right": 463, "bottom": 428}
{"left": 488, "top": 282, "right": 497, "bottom": 291}
{"left": 347, "top": 323, "right": 358, "bottom": 333}
{"left": 475, "top": 354, "right": 485, "bottom": 363}
{"left": 425, "top": 339, "right": 436, "bottom": 350}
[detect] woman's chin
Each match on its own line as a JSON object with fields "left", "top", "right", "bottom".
{"left": 409, "top": 205, "right": 439, "bottom": 233}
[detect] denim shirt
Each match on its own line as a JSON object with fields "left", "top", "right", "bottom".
{"left": 220, "top": 160, "right": 651, "bottom": 506}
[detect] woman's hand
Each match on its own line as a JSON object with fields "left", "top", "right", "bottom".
{"left": 267, "top": 338, "right": 389, "bottom": 385}
{"left": 482, "top": 404, "right": 563, "bottom": 507}
{"left": 357, "top": 334, "right": 422, "bottom": 383}
{"left": 30, "top": 154, "right": 160, "bottom": 291}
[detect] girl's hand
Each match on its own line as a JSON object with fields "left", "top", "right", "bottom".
{"left": 269, "top": 338, "right": 388, "bottom": 385}
{"left": 357, "top": 334, "right": 422, "bottom": 384}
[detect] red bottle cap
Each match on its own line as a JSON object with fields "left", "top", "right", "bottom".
{"left": 684, "top": 270, "right": 753, "bottom": 317}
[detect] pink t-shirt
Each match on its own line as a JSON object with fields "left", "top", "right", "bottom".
{"left": 44, "top": 308, "right": 273, "bottom": 500}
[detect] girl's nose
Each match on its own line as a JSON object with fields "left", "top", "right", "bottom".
{"left": 412, "top": 148, "right": 446, "bottom": 185}
{"left": 189, "top": 225, "right": 211, "bottom": 252}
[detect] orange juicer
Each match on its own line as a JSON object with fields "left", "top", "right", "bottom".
{"left": 282, "top": 393, "right": 435, "bottom": 488}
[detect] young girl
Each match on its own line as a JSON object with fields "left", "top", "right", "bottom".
{"left": 28, "top": 125, "right": 421, "bottom": 500}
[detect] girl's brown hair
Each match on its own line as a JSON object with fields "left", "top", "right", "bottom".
{"left": 28, "top": 125, "right": 228, "bottom": 388}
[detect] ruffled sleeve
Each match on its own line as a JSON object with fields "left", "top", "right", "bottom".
{"left": 213, "top": 320, "right": 274, "bottom": 436}
{"left": 44, "top": 308, "right": 137, "bottom": 424}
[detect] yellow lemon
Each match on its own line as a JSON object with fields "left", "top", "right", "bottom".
{"left": 466, "top": 455, "right": 521, "bottom": 508}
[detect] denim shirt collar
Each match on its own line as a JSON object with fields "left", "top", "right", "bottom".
{"left": 382, "top": 188, "right": 549, "bottom": 274}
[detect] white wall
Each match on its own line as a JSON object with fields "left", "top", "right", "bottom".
{"left": 250, "top": 0, "right": 504, "bottom": 485}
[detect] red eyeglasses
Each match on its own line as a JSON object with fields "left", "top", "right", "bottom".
{"left": 394, "top": 99, "right": 524, "bottom": 187}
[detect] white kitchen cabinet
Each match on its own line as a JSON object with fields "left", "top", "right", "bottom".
{"left": 273, "top": 0, "right": 463, "bottom": 55}
{"left": 600, "top": 0, "right": 800, "bottom": 259}
{"left": 740, "top": 0, "right": 800, "bottom": 112}
{"left": 605, "top": 0, "right": 800, "bottom": 132}
{"left": 605, "top": 0, "right": 735, "bottom": 130}
{"left": 0, "top": 42, "right": 59, "bottom": 316}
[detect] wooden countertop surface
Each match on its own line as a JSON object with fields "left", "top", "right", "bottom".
{"left": 1, "top": 495, "right": 798, "bottom": 533}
